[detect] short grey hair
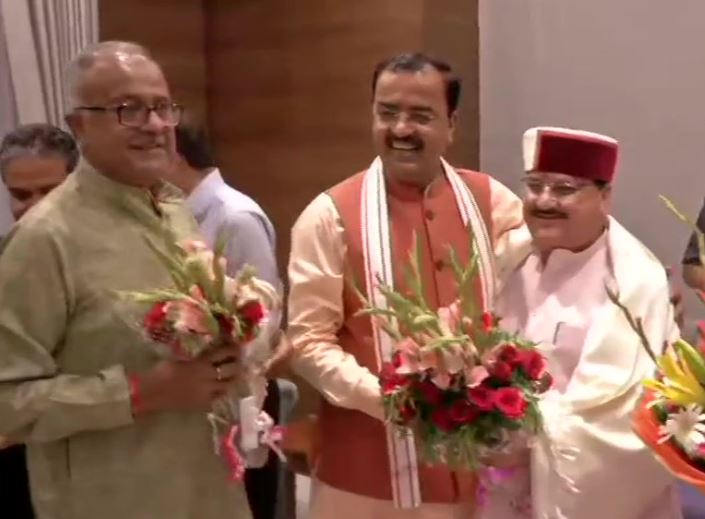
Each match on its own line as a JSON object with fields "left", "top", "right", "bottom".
{"left": 0, "top": 123, "right": 79, "bottom": 180}
{"left": 66, "top": 41, "right": 152, "bottom": 108}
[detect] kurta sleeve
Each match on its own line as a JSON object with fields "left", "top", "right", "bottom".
{"left": 0, "top": 223, "right": 133, "bottom": 443}
{"left": 488, "top": 177, "right": 532, "bottom": 289}
{"left": 287, "top": 194, "right": 383, "bottom": 421}
{"left": 488, "top": 176, "right": 526, "bottom": 257}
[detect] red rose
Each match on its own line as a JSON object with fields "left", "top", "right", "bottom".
{"left": 239, "top": 301, "right": 266, "bottom": 325}
{"left": 417, "top": 380, "right": 444, "bottom": 405}
{"left": 380, "top": 362, "right": 410, "bottom": 395}
{"left": 481, "top": 311, "right": 495, "bottom": 332}
{"left": 448, "top": 399, "right": 479, "bottom": 425}
{"left": 518, "top": 349, "right": 547, "bottom": 380}
{"left": 398, "top": 402, "right": 417, "bottom": 424}
{"left": 491, "top": 360, "right": 514, "bottom": 383}
{"left": 498, "top": 344, "right": 520, "bottom": 366}
{"left": 467, "top": 385, "right": 495, "bottom": 411}
{"left": 431, "top": 407, "right": 455, "bottom": 432}
{"left": 493, "top": 387, "right": 528, "bottom": 419}
{"left": 144, "top": 302, "right": 170, "bottom": 342}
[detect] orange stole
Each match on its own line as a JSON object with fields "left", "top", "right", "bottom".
{"left": 312, "top": 169, "right": 494, "bottom": 503}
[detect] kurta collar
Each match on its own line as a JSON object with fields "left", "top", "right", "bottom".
{"left": 538, "top": 229, "right": 609, "bottom": 272}
{"left": 74, "top": 159, "right": 183, "bottom": 222}
{"left": 383, "top": 161, "right": 448, "bottom": 202}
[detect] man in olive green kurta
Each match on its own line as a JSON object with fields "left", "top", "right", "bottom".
{"left": 0, "top": 42, "right": 252, "bottom": 519}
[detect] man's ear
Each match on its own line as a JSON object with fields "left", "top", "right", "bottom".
{"left": 448, "top": 110, "right": 458, "bottom": 145}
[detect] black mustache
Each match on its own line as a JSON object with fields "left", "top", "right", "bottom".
{"left": 385, "top": 134, "right": 424, "bottom": 150}
{"left": 531, "top": 210, "right": 568, "bottom": 219}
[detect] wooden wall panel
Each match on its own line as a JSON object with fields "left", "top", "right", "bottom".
{"left": 424, "top": 0, "right": 480, "bottom": 169}
{"left": 205, "top": 0, "right": 425, "bottom": 277}
{"left": 99, "top": 0, "right": 208, "bottom": 121}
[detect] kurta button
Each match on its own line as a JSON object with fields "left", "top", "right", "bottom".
{"left": 424, "top": 209, "right": 435, "bottom": 221}
{"left": 434, "top": 259, "right": 445, "bottom": 271}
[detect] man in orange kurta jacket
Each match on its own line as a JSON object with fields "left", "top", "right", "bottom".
{"left": 287, "top": 53, "right": 525, "bottom": 518}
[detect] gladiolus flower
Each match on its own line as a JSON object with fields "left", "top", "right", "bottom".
{"left": 481, "top": 312, "right": 495, "bottom": 332}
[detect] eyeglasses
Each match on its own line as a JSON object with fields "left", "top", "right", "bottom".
{"left": 75, "top": 102, "right": 183, "bottom": 128}
{"left": 375, "top": 105, "right": 437, "bottom": 126}
{"left": 520, "top": 177, "right": 595, "bottom": 200}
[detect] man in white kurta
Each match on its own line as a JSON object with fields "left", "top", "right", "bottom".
{"left": 493, "top": 127, "right": 682, "bottom": 519}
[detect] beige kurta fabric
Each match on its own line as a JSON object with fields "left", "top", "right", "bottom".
{"left": 496, "top": 217, "right": 682, "bottom": 519}
{"left": 0, "top": 161, "right": 251, "bottom": 519}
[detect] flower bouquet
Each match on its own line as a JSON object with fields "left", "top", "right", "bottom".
{"left": 610, "top": 196, "right": 705, "bottom": 493}
{"left": 122, "top": 231, "right": 282, "bottom": 480}
{"left": 357, "top": 237, "right": 551, "bottom": 471}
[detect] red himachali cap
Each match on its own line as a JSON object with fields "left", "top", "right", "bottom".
{"left": 522, "top": 126, "right": 619, "bottom": 183}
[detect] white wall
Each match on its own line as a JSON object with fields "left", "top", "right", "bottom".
{"left": 480, "top": 0, "right": 705, "bottom": 274}
{"left": 0, "top": 188, "right": 11, "bottom": 235}
{"left": 0, "top": 5, "right": 16, "bottom": 235}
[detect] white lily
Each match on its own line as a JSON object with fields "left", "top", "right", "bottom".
{"left": 658, "top": 404, "right": 705, "bottom": 456}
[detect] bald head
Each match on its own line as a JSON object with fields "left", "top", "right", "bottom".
{"left": 64, "top": 41, "right": 176, "bottom": 188}
{"left": 67, "top": 41, "right": 155, "bottom": 107}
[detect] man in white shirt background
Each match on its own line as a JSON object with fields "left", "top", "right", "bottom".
{"left": 169, "top": 118, "right": 297, "bottom": 519}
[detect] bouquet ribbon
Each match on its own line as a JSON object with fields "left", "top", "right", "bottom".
{"left": 219, "top": 411, "right": 286, "bottom": 482}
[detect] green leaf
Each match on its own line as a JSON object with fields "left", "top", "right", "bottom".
{"left": 118, "top": 289, "right": 188, "bottom": 305}
{"left": 403, "top": 231, "right": 431, "bottom": 311}
{"left": 661, "top": 195, "right": 705, "bottom": 270}
{"left": 184, "top": 257, "right": 216, "bottom": 301}
{"left": 213, "top": 227, "right": 230, "bottom": 258}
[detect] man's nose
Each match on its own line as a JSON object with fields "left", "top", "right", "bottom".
{"left": 391, "top": 117, "right": 413, "bottom": 138}
{"left": 531, "top": 190, "right": 560, "bottom": 210}
{"left": 142, "top": 109, "right": 168, "bottom": 132}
